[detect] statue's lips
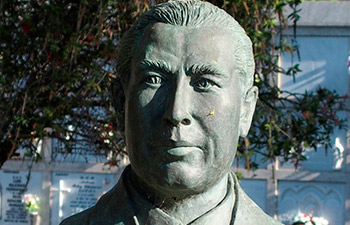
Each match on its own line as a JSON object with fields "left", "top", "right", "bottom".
{"left": 151, "top": 140, "right": 203, "bottom": 157}
{"left": 164, "top": 147, "right": 202, "bottom": 157}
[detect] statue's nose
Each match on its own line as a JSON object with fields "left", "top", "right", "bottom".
{"left": 163, "top": 78, "right": 192, "bottom": 127}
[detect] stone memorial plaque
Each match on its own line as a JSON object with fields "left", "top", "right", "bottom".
{"left": 0, "top": 170, "right": 42, "bottom": 225}
{"left": 51, "top": 172, "right": 117, "bottom": 224}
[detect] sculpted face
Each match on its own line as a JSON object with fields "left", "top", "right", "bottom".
{"left": 123, "top": 23, "right": 256, "bottom": 197}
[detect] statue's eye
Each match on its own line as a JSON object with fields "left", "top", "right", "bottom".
{"left": 144, "top": 76, "right": 163, "bottom": 85}
{"left": 193, "top": 78, "right": 215, "bottom": 91}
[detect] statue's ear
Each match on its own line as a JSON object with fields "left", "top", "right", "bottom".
{"left": 239, "top": 86, "right": 258, "bottom": 137}
{"left": 111, "top": 77, "right": 125, "bottom": 114}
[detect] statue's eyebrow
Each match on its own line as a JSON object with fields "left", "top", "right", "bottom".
{"left": 186, "top": 64, "right": 228, "bottom": 77}
{"left": 138, "top": 59, "right": 174, "bottom": 75}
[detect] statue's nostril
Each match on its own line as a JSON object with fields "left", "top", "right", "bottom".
{"left": 181, "top": 118, "right": 191, "bottom": 126}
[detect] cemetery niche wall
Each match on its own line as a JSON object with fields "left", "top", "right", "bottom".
{"left": 0, "top": 170, "right": 42, "bottom": 225}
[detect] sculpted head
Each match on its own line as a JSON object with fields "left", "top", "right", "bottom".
{"left": 114, "top": 0, "right": 258, "bottom": 198}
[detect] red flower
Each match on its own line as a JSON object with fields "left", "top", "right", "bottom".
{"left": 335, "top": 119, "right": 339, "bottom": 125}
{"left": 22, "top": 23, "right": 31, "bottom": 34}
{"left": 108, "top": 159, "right": 117, "bottom": 167}
{"left": 87, "top": 34, "right": 95, "bottom": 40}
{"left": 108, "top": 54, "right": 115, "bottom": 60}
{"left": 302, "top": 111, "right": 310, "bottom": 119}
{"left": 54, "top": 131, "right": 60, "bottom": 137}
{"left": 317, "top": 88, "right": 324, "bottom": 95}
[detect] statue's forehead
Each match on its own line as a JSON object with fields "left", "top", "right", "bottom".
{"left": 148, "top": 23, "right": 186, "bottom": 40}
{"left": 139, "top": 23, "right": 186, "bottom": 60}
{"left": 134, "top": 23, "right": 236, "bottom": 74}
{"left": 141, "top": 22, "right": 231, "bottom": 49}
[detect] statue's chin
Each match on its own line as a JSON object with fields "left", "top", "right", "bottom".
{"left": 131, "top": 147, "right": 226, "bottom": 198}
{"left": 146, "top": 161, "right": 210, "bottom": 198}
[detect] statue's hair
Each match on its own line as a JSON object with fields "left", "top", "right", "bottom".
{"left": 116, "top": 0, "right": 255, "bottom": 96}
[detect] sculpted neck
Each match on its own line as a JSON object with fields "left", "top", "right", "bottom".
{"left": 130, "top": 169, "right": 230, "bottom": 224}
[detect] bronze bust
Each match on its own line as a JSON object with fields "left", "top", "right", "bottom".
{"left": 61, "top": 1, "right": 283, "bottom": 224}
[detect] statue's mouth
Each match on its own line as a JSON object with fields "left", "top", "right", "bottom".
{"left": 164, "top": 146, "right": 202, "bottom": 157}
{"left": 150, "top": 139, "right": 203, "bottom": 158}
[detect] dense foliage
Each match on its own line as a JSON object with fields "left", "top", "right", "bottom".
{"left": 0, "top": 0, "right": 347, "bottom": 169}
{"left": 0, "top": 1, "right": 123, "bottom": 166}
